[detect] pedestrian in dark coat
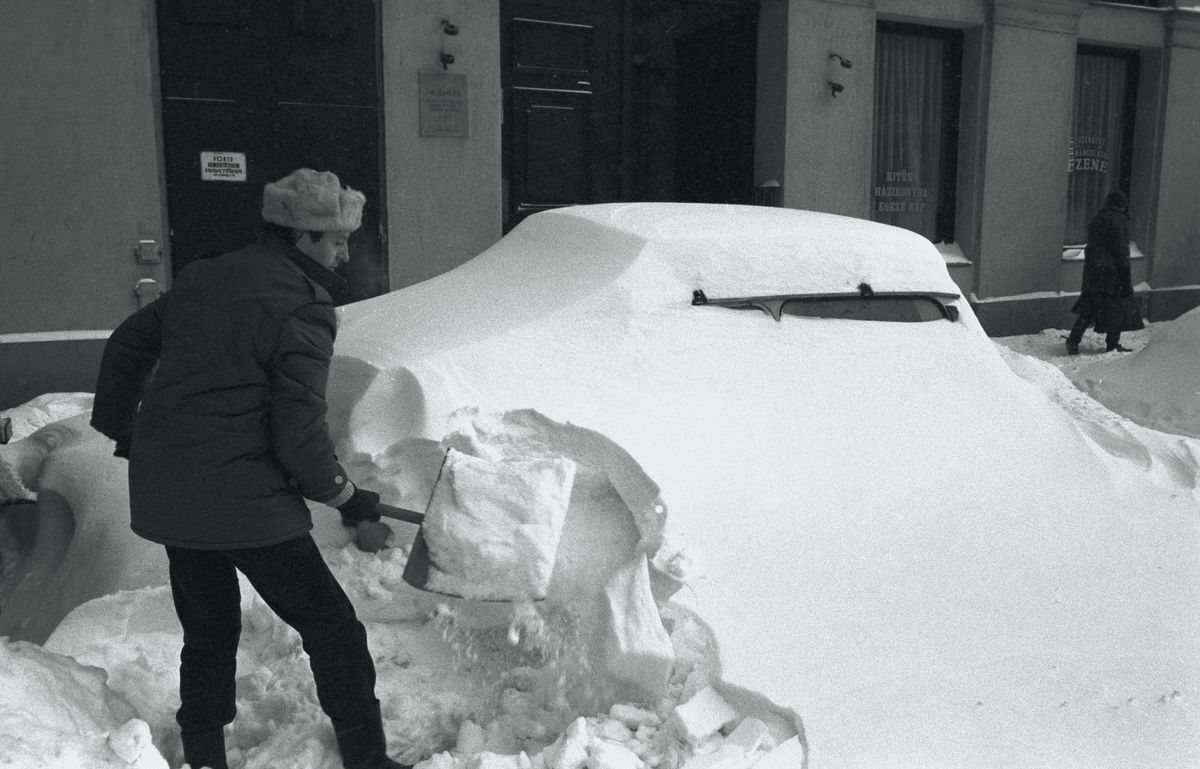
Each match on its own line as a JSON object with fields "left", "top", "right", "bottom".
{"left": 1065, "top": 191, "right": 1140, "bottom": 355}
{"left": 91, "top": 168, "right": 409, "bottom": 769}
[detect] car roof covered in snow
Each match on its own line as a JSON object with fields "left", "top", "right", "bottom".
{"left": 339, "top": 203, "right": 965, "bottom": 362}
{"left": 536, "top": 203, "right": 961, "bottom": 299}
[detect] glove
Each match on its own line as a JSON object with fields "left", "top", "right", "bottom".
{"left": 353, "top": 520, "right": 394, "bottom": 553}
{"left": 337, "top": 487, "right": 381, "bottom": 525}
{"left": 113, "top": 436, "right": 131, "bottom": 459}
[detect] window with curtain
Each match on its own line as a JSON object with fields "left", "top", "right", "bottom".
{"left": 871, "top": 23, "right": 962, "bottom": 244}
{"left": 1065, "top": 47, "right": 1138, "bottom": 245}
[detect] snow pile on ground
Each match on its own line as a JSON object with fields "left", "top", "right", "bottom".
{"left": 8, "top": 401, "right": 797, "bottom": 769}
{"left": 41, "top": 548, "right": 797, "bottom": 769}
{"left": 0, "top": 637, "right": 167, "bottom": 768}
{"left": 1066, "top": 306, "right": 1200, "bottom": 439}
{"left": 994, "top": 342, "right": 1200, "bottom": 504}
{"left": 994, "top": 308, "right": 1200, "bottom": 483}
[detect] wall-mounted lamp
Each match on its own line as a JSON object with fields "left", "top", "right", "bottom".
{"left": 828, "top": 81, "right": 844, "bottom": 97}
{"left": 829, "top": 52, "right": 852, "bottom": 69}
{"left": 440, "top": 52, "right": 455, "bottom": 69}
{"left": 441, "top": 19, "right": 459, "bottom": 36}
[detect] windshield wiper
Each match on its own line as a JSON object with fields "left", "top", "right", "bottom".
{"left": 691, "top": 283, "right": 961, "bottom": 323}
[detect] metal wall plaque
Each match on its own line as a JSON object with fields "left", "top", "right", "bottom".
{"left": 200, "top": 151, "right": 247, "bottom": 181}
{"left": 419, "top": 72, "right": 469, "bottom": 138}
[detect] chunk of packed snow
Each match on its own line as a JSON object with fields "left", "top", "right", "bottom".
{"left": 600, "top": 554, "right": 673, "bottom": 702}
{"left": 608, "top": 704, "right": 661, "bottom": 731}
{"left": 107, "top": 718, "right": 159, "bottom": 765}
{"left": 552, "top": 717, "right": 591, "bottom": 769}
{"left": 443, "top": 409, "right": 669, "bottom": 554}
{"left": 458, "top": 720, "right": 488, "bottom": 754}
{"left": 587, "top": 740, "right": 643, "bottom": 769}
{"left": 669, "top": 686, "right": 738, "bottom": 745}
{"left": 746, "top": 736, "right": 803, "bottom": 769}
{"left": 422, "top": 448, "right": 576, "bottom": 601}
{"left": 474, "top": 750, "right": 534, "bottom": 769}
{"left": 677, "top": 745, "right": 744, "bottom": 769}
{"left": 722, "top": 718, "right": 768, "bottom": 753}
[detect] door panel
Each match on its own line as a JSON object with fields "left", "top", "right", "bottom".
{"left": 501, "top": 0, "right": 621, "bottom": 230}
{"left": 501, "top": 0, "right": 759, "bottom": 230}
{"left": 513, "top": 95, "right": 590, "bottom": 216}
{"left": 156, "top": 0, "right": 384, "bottom": 302}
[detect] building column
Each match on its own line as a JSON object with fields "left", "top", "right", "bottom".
{"left": 1148, "top": 9, "right": 1200, "bottom": 310}
{"left": 782, "top": 0, "right": 876, "bottom": 218}
{"left": 975, "top": 0, "right": 1088, "bottom": 300}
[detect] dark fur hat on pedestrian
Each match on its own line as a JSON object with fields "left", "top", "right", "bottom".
{"left": 1104, "top": 190, "right": 1129, "bottom": 212}
{"left": 262, "top": 168, "right": 365, "bottom": 232}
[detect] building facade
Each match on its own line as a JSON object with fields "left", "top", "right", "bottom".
{"left": 2, "top": 0, "right": 1199, "bottom": 402}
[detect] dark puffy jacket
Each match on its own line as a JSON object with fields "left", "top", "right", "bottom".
{"left": 1080, "top": 204, "right": 1131, "bottom": 297}
{"left": 91, "top": 235, "right": 353, "bottom": 549}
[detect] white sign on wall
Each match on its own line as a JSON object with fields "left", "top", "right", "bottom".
{"left": 200, "top": 151, "right": 247, "bottom": 181}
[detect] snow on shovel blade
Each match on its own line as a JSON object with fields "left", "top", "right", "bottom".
{"left": 396, "top": 448, "right": 576, "bottom": 602}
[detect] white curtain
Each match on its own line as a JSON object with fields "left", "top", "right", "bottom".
{"left": 872, "top": 29, "right": 945, "bottom": 241}
{"left": 1066, "top": 51, "right": 1128, "bottom": 245}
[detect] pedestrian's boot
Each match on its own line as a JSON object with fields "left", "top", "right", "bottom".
{"left": 334, "top": 704, "right": 412, "bottom": 769}
{"left": 1065, "top": 339, "right": 1080, "bottom": 356}
{"left": 181, "top": 727, "right": 229, "bottom": 769}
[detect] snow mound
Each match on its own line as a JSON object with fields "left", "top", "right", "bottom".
{"left": 997, "top": 345, "right": 1200, "bottom": 500}
{"left": 0, "top": 637, "right": 167, "bottom": 768}
{"left": 0, "top": 392, "right": 94, "bottom": 442}
{"left": 1070, "top": 306, "right": 1200, "bottom": 439}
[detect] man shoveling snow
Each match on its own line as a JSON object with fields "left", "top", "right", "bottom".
{"left": 90, "top": 168, "right": 410, "bottom": 769}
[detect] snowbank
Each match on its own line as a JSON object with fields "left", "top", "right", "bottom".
{"left": 1068, "top": 305, "right": 1200, "bottom": 439}
{"left": 12, "top": 398, "right": 798, "bottom": 768}
{"left": 0, "top": 637, "right": 167, "bottom": 768}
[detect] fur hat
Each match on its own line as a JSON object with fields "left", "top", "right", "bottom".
{"left": 262, "top": 168, "right": 366, "bottom": 232}
{"left": 1104, "top": 190, "right": 1129, "bottom": 212}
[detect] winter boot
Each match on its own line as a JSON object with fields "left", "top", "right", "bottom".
{"left": 1065, "top": 339, "right": 1080, "bottom": 356}
{"left": 334, "top": 705, "right": 411, "bottom": 769}
{"left": 181, "top": 727, "right": 228, "bottom": 769}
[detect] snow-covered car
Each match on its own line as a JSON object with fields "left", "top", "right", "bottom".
{"left": 329, "top": 203, "right": 1200, "bottom": 768}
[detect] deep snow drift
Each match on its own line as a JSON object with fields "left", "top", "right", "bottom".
{"left": 996, "top": 305, "right": 1200, "bottom": 440}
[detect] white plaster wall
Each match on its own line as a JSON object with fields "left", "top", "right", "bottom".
{"left": 0, "top": 0, "right": 165, "bottom": 333}
{"left": 783, "top": 0, "right": 877, "bottom": 218}
{"left": 381, "top": 0, "right": 503, "bottom": 289}
{"left": 1152, "top": 42, "right": 1200, "bottom": 286}
{"left": 977, "top": 22, "right": 1078, "bottom": 298}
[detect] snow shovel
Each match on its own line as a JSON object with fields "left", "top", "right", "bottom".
{"left": 376, "top": 448, "right": 576, "bottom": 602}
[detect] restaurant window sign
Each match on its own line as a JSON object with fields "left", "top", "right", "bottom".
{"left": 872, "top": 23, "right": 962, "bottom": 244}
{"left": 1065, "top": 47, "right": 1138, "bottom": 245}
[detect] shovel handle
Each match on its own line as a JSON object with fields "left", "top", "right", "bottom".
{"left": 375, "top": 502, "right": 425, "bottom": 526}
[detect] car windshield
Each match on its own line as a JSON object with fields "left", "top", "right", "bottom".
{"left": 691, "top": 286, "right": 960, "bottom": 323}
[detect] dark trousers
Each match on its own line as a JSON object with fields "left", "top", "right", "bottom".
{"left": 166, "top": 534, "right": 379, "bottom": 735}
{"left": 1067, "top": 312, "right": 1120, "bottom": 350}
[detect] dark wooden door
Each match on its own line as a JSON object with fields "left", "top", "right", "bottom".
{"left": 501, "top": 0, "right": 758, "bottom": 231}
{"left": 501, "top": 0, "right": 625, "bottom": 230}
{"left": 155, "top": 0, "right": 385, "bottom": 302}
